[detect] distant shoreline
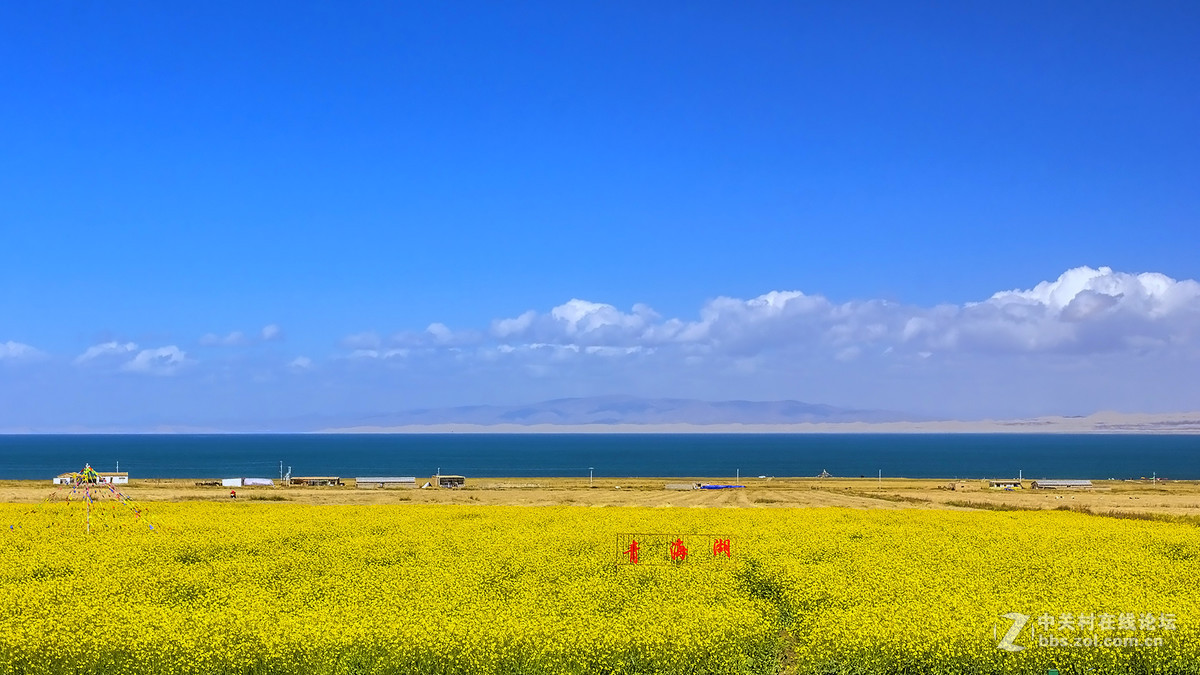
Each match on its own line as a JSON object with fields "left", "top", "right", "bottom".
{"left": 3, "top": 411, "right": 1200, "bottom": 435}
{"left": 320, "top": 411, "right": 1200, "bottom": 434}
{"left": 321, "top": 421, "right": 1200, "bottom": 435}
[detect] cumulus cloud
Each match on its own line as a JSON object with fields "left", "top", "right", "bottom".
{"left": 0, "top": 341, "right": 44, "bottom": 361}
{"left": 912, "top": 267, "right": 1200, "bottom": 354}
{"left": 988, "top": 266, "right": 1197, "bottom": 315}
{"left": 488, "top": 299, "right": 667, "bottom": 346}
{"left": 10, "top": 266, "right": 1195, "bottom": 424}
{"left": 426, "top": 322, "right": 453, "bottom": 342}
{"left": 491, "top": 311, "right": 537, "bottom": 339}
{"left": 477, "top": 266, "right": 1200, "bottom": 358}
{"left": 338, "top": 266, "right": 1200, "bottom": 371}
{"left": 261, "top": 324, "right": 283, "bottom": 341}
{"left": 74, "top": 341, "right": 138, "bottom": 365}
{"left": 76, "top": 341, "right": 191, "bottom": 374}
{"left": 122, "top": 346, "right": 190, "bottom": 375}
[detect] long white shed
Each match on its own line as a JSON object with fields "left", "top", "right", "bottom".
{"left": 1030, "top": 479, "right": 1094, "bottom": 489}
{"left": 355, "top": 476, "right": 417, "bottom": 489}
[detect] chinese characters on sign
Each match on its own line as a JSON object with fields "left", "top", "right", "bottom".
{"left": 623, "top": 539, "right": 640, "bottom": 564}
{"left": 712, "top": 538, "right": 731, "bottom": 557}
{"left": 669, "top": 538, "right": 688, "bottom": 562}
{"left": 616, "top": 534, "right": 734, "bottom": 565}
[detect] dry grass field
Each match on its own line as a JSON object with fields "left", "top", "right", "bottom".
{"left": 5, "top": 476, "right": 1200, "bottom": 519}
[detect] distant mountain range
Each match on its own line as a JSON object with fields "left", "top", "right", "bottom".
{"left": 0, "top": 396, "right": 920, "bottom": 433}
{"left": 330, "top": 396, "right": 917, "bottom": 428}
{"left": 9, "top": 398, "right": 1200, "bottom": 433}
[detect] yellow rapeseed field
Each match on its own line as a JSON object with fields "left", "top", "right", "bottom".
{"left": 1, "top": 502, "right": 1197, "bottom": 674}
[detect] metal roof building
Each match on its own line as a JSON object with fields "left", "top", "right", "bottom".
{"left": 291, "top": 476, "right": 343, "bottom": 487}
{"left": 355, "top": 476, "right": 417, "bottom": 489}
{"left": 1030, "top": 479, "right": 1094, "bottom": 489}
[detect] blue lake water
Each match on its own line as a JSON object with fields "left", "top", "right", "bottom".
{"left": 1, "top": 434, "right": 1198, "bottom": 480}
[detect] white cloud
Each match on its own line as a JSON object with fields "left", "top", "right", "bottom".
{"left": 11, "top": 267, "right": 1197, "bottom": 424}
{"left": 122, "top": 346, "right": 190, "bottom": 375}
{"left": 199, "top": 331, "right": 247, "bottom": 347}
{"left": 338, "top": 267, "right": 1200, "bottom": 374}
{"left": 76, "top": 341, "right": 192, "bottom": 374}
{"left": 477, "top": 266, "right": 1200, "bottom": 359}
{"left": 550, "top": 299, "right": 653, "bottom": 336}
{"left": 426, "top": 322, "right": 453, "bottom": 342}
{"left": 987, "top": 266, "right": 1198, "bottom": 316}
{"left": 491, "top": 310, "right": 537, "bottom": 339}
{"left": 1, "top": 341, "right": 44, "bottom": 361}
{"left": 916, "top": 266, "right": 1200, "bottom": 354}
{"left": 489, "top": 300, "right": 664, "bottom": 346}
{"left": 74, "top": 341, "right": 138, "bottom": 365}
{"left": 261, "top": 324, "right": 283, "bottom": 341}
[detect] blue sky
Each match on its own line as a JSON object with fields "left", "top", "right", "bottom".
{"left": 2, "top": 2, "right": 1199, "bottom": 427}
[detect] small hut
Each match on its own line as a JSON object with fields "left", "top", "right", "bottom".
{"left": 433, "top": 475, "right": 466, "bottom": 488}
{"left": 816, "top": 469, "right": 832, "bottom": 478}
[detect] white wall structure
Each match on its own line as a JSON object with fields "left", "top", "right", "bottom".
{"left": 53, "top": 472, "right": 129, "bottom": 485}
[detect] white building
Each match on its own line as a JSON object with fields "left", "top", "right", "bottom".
{"left": 222, "top": 478, "right": 274, "bottom": 487}
{"left": 355, "top": 476, "right": 416, "bottom": 489}
{"left": 53, "top": 472, "right": 128, "bottom": 485}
